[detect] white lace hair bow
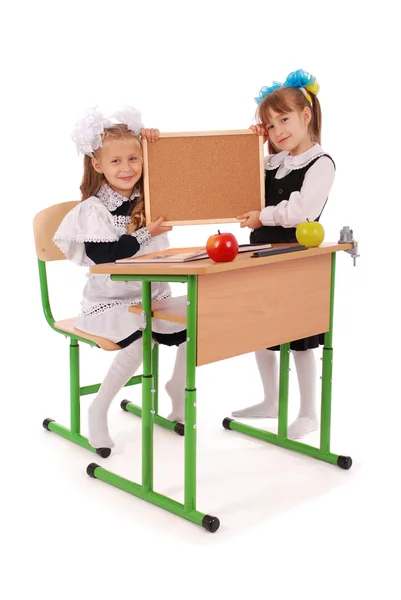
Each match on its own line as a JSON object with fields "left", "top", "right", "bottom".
{"left": 71, "top": 106, "right": 144, "bottom": 157}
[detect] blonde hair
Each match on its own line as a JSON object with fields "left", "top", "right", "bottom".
{"left": 79, "top": 124, "right": 145, "bottom": 233}
{"left": 256, "top": 87, "right": 322, "bottom": 154}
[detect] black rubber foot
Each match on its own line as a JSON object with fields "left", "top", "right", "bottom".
{"left": 202, "top": 515, "right": 220, "bottom": 533}
{"left": 174, "top": 422, "right": 185, "bottom": 436}
{"left": 96, "top": 447, "right": 112, "bottom": 458}
{"left": 222, "top": 417, "right": 233, "bottom": 430}
{"left": 337, "top": 455, "right": 352, "bottom": 470}
{"left": 42, "top": 418, "right": 55, "bottom": 430}
{"left": 121, "top": 399, "right": 130, "bottom": 411}
{"left": 87, "top": 463, "right": 100, "bottom": 478}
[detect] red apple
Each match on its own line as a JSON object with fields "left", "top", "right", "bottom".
{"left": 206, "top": 230, "right": 239, "bottom": 262}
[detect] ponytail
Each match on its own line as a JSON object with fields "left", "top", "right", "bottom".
{"left": 308, "top": 93, "right": 322, "bottom": 144}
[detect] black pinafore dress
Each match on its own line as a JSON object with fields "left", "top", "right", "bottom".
{"left": 250, "top": 154, "right": 334, "bottom": 351}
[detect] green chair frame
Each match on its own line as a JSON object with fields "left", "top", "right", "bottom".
{"left": 33, "top": 202, "right": 183, "bottom": 460}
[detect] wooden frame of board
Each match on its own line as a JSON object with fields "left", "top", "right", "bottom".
{"left": 142, "top": 130, "right": 265, "bottom": 226}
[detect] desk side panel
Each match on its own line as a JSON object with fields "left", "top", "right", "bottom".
{"left": 197, "top": 253, "right": 331, "bottom": 365}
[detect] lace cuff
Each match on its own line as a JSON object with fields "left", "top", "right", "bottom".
{"left": 131, "top": 227, "right": 151, "bottom": 246}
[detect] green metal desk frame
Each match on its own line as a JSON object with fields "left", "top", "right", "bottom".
{"left": 86, "top": 252, "right": 352, "bottom": 533}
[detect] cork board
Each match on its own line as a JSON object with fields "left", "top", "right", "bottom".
{"left": 143, "top": 130, "right": 264, "bottom": 226}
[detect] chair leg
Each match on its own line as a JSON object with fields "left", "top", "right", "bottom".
{"left": 42, "top": 337, "right": 109, "bottom": 456}
{"left": 120, "top": 342, "right": 185, "bottom": 436}
{"left": 70, "top": 337, "right": 80, "bottom": 435}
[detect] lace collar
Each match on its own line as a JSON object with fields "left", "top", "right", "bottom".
{"left": 265, "top": 143, "right": 325, "bottom": 171}
{"left": 96, "top": 184, "right": 140, "bottom": 212}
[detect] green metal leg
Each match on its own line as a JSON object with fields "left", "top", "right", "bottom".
{"left": 70, "top": 338, "right": 80, "bottom": 435}
{"left": 39, "top": 257, "right": 142, "bottom": 457}
{"left": 224, "top": 252, "right": 352, "bottom": 470}
{"left": 153, "top": 342, "right": 159, "bottom": 414}
{"left": 43, "top": 337, "right": 99, "bottom": 455}
{"left": 277, "top": 342, "right": 290, "bottom": 440}
{"left": 320, "top": 252, "right": 336, "bottom": 453}
{"left": 87, "top": 275, "right": 220, "bottom": 532}
{"left": 122, "top": 402, "right": 184, "bottom": 434}
{"left": 43, "top": 337, "right": 143, "bottom": 458}
{"left": 121, "top": 343, "right": 185, "bottom": 436}
{"left": 141, "top": 281, "right": 154, "bottom": 493}
{"left": 184, "top": 275, "right": 198, "bottom": 513}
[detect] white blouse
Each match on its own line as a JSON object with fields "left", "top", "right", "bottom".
{"left": 259, "top": 144, "right": 335, "bottom": 228}
{"left": 52, "top": 194, "right": 171, "bottom": 321}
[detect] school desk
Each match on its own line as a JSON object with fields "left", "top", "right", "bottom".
{"left": 86, "top": 242, "right": 353, "bottom": 533}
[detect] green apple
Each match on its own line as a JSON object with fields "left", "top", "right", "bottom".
{"left": 296, "top": 219, "right": 325, "bottom": 248}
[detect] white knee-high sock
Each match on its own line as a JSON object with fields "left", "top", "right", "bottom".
{"left": 288, "top": 349, "right": 318, "bottom": 439}
{"left": 88, "top": 338, "right": 145, "bottom": 449}
{"left": 232, "top": 349, "right": 279, "bottom": 418}
{"left": 165, "top": 342, "right": 186, "bottom": 422}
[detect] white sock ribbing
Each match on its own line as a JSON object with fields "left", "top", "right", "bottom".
{"left": 287, "top": 349, "right": 318, "bottom": 439}
{"left": 232, "top": 349, "right": 279, "bottom": 418}
{"left": 165, "top": 342, "right": 186, "bottom": 422}
{"left": 88, "top": 338, "right": 146, "bottom": 449}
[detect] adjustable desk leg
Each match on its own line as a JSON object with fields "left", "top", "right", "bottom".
{"left": 224, "top": 252, "right": 353, "bottom": 470}
{"left": 184, "top": 275, "right": 220, "bottom": 532}
{"left": 319, "top": 252, "right": 352, "bottom": 469}
{"left": 121, "top": 314, "right": 185, "bottom": 437}
{"left": 152, "top": 342, "right": 159, "bottom": 415}
{"left": 141, "top": 281, "right": 154, "bottom": 493}
{"left": 320, "top": 253, "right": 336, "bottom": 454}
{"left": 86, "top": 274, "right": 220, "bottom": 532}
{"left": 277, "top": 343, "right": 291, "bottom": 440}
{"left": 184, "top": 275, "right": 197, "bottom": 513}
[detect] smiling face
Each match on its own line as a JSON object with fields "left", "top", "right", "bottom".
{"left": 257, "top": 86, "right": 319, "bottom": 156}
{"left": 91, "top": 136, "right": 143, "bottom": 197}
{"left": 265, "top": 107, "right": 312, "bottom": 155}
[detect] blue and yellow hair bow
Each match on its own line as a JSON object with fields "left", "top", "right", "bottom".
{"left": 254, "top": 69, "right": 319, "bottom": 105}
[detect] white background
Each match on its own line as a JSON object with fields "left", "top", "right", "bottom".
{"left": 2, "top": 1, "right": 400, "bottom": 598}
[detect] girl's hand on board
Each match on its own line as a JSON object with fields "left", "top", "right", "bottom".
{"left": 249, "top": 124, "right": 268, "bottom": 144}
{"left": 237, "top": 210, "right": 263, "bottom": 229}
{"left": 147, "top": 216, "right": 172, "bottom": 237}
{"left": 140, "top": 128, "right": 160, "bottom": 142}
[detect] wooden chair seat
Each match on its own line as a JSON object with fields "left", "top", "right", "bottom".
{"left": 54, "top": 318, "right": 121, "bottom": 351}
{"left": 55, "top": 296, "right": 188, "bottom": 352}
{"left": 128, "top": 296, "right": 187, "bottom": 325}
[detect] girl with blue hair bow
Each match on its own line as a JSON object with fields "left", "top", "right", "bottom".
{"left": 232, "top": 70, "right": 336, "bottom": 440}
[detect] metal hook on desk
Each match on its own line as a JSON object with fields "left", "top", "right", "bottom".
{"left": 338, "top": 226, "right": 360, "bottom": 266}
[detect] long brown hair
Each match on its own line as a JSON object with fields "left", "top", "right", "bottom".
{"left": 256, "top": 87, "right": 322, "bottom": 154}
{"left": 80, "top": 124, "right": 145, "bottom": 232}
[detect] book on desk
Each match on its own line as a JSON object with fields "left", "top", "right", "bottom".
{"left": 115, "top": 243, "right": 273, "bottom": 264}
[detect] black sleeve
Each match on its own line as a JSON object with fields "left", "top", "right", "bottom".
{"left": 85, "top": 235, "right": 141, "bottom": 264}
